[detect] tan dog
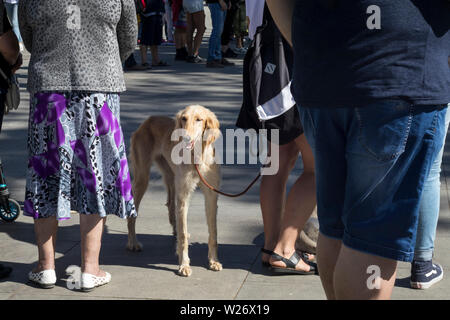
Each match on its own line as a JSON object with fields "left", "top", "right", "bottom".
{"left": 127, "top": 105, "right": 222, "bottom": 277}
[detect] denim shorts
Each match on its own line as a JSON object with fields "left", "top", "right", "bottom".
{"left": 298, "top": 101, "right": 448, "bottom": 262}
{"left": 183, "top": 0, "right": 204, "bottom": 13}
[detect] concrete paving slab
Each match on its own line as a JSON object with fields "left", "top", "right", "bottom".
{"left": 236, "top": 281, "right": 327, "bottom": 300}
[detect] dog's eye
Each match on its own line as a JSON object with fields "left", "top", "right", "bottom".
{"left": 181, "top": 116, "right": 187, "bottom": 122}
{"left": 196, "top": 118, "right": 202, "bottom": 122}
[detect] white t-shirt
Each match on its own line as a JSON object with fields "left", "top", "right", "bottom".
{"left": 246, "top": 0, "right": 265, "bottom": 40}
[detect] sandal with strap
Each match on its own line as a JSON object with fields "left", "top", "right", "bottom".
{"left": 261, "top": 248, "right": 274, "bottom": 267}
{"left": 270, "top": 251, "right": 318, "bottom": 275}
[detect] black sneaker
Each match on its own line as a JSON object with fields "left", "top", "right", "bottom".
{"left": 221, "top": 58, "right": 235, "bottom": 67}
{"left": 410, "top": 260, "right": 444, "bottom": 289}
{"left": 222, "top": 48, "right": 238, "bottom": 58}
{"left": 186, "top": 55, "right": 204, "bottom": 63}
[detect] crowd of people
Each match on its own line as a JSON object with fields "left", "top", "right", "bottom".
{"left": 0, "top": 0, "right": 449, "bottom": 301}
{"left": 125, "top": 0, "right": 248, "bottom": 70}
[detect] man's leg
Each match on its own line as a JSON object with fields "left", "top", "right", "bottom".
{"left": 411, "top": 106, "right": 450, "bottom": 288}
{"left": 186, "top": 12, "right": 194, "bottom": 56}
{"left": 297, "top": 105, "right": 348, "bottom": 297}
{"left": 340, "top": 103, "right": 448, "bottom": 299}
{"left": 207, "top": 3, "right": 221, "bottom": 62}
{"left": 221, "top": 2, "right": 238, "bottom": 54}
{"left": 299, "top": 102, "right": 447, "bottom": 300}
{"left": 191, "top": 11, "right": 206, "bottom": 56}
{"left": 316, "top": 233, "right": 342, "bottom": 299}
{"left": 334, "top": 245, "right": 397, "bottom": 299}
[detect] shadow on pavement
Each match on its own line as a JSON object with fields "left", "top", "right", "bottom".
{"left": 0, "top": 220, "right": 261, "bottom": 289}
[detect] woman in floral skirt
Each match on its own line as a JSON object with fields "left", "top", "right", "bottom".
{"left": 19, "top": 0, "right": 138, "bottom": 291}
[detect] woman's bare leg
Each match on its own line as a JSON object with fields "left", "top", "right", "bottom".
{"left": 270, "top": 134, "right": 317, "bottom": 271}
{"left": 33, "top": 216, "right": 58, "bottom": 272}
{"left": 140, "top": 45, "right": 148, "bottom": 64}
{"left": 80, "top": 214, "right": 106, "bottom": 276}
{"left": 150, "top": 45, "right": 160, "bottom": 65}
{"left": 260, "top": 138, "right": 301, "bottom": 263}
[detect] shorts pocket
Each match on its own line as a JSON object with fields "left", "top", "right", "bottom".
{"left": 355, "top": 101, "right": 413, "bottom": 162}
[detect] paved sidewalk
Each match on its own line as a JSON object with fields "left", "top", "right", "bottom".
{"left": 1, "top": 17, "right": 449, "bottom": 300}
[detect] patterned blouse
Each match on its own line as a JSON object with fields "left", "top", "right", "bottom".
{"left": 18, "top": 0, "right": 138, "bottom": 94}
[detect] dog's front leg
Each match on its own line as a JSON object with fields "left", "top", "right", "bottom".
{"left": 175, "top": 176, "right": 194, "bottom": 277}
{"left": 201, "top": 186, "right": 222, "bottom": 272}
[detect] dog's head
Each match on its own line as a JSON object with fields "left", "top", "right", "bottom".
{"left": 175, "top": 105, "right": 221, "bottom": 150}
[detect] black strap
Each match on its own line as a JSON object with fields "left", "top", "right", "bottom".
{"left": 261, "top": 248, "right": 274, "bottom": 255}
{"left": 271, "top": 251, "right": 301, "bottom": 269}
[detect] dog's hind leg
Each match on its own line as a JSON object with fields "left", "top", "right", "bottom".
{"left": 200, "top": 179, "right": 222, "bottom": 272}
{"left": 127, "top": 132, "right": 153, "bottom": 252}
{"left": 155, "top": 156, "right": 176, "bottom": 236}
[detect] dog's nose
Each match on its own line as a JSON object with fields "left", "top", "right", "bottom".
{"left": 183, "top": 135, "right": 195, "bottom": 149}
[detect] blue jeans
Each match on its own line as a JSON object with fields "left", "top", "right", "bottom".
{"left": 298, "top": 101, "right": 447, "bottom": 262}
{"left": 4, "top": 3, "right": 22, "bottom": 43}
{"left": 414, "top": 105, "right": 450, "bottom": 261}
{"left": 207, "top": 3, "right": 226, "bottom": 62}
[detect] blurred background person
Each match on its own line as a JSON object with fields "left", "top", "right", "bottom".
{"left": 140, "top": 0, "right": 169, "bottom": 67}
{"left": 3, "top": 0, "right": 23, "bottom": 52}
{"left": 184, "top": 0, "right": 206, "bottom": 63}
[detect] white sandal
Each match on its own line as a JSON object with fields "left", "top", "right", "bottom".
{"left": 28, "top": 269, "right": 57, "bottom": 289}
{"left": 80, "top": 271, "right": 111, "bottom": 292}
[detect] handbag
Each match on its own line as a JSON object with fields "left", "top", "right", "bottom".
{"left": 0, "top": 68, "right": 20, "bottom": 115}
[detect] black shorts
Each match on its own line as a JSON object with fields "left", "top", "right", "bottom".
{"left": 140, "top": 15, "right": 163, "bottom": 46}
{"left": 263, "top": 106, "right": 303, "bottom": 145}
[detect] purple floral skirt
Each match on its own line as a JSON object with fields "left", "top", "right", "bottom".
{"left": 24, "top": 92, "right": 137, "bottom": 220}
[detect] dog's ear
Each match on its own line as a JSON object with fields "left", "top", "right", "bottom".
{"left": 175, "top": 109, "right": 184, "bottom": 129}
{"left": 205, "top": 109, "right": 221, "bottom": 145}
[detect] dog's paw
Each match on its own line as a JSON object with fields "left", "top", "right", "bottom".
{"left": 209, "top": 261, "right": 223, "bottom": 272}
{"left": 178, "top": 265, "right": 192, "bottom": 277}
{"left": 126, "top": 240, "right": 143, "bottom": 252}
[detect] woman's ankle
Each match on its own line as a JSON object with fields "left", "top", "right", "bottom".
{"left": 33, "top": 261, "right": 55, "bottom": 272}
{"left": 81, "top": 263, "right": 104, "bottom": 276}
{"left": 274, "top": 245, "right": 296, "bottom": 258}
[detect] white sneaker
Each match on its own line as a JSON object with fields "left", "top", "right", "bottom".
{"left": 28, "top": 269, "right": 57, "bottom": 289}
{"left": 80, "top": 271, "right": 111, "bottom": 292}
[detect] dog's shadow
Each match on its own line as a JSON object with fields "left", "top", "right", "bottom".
{"left": 0, "top": 220, "right": 262, "bottom": 289}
